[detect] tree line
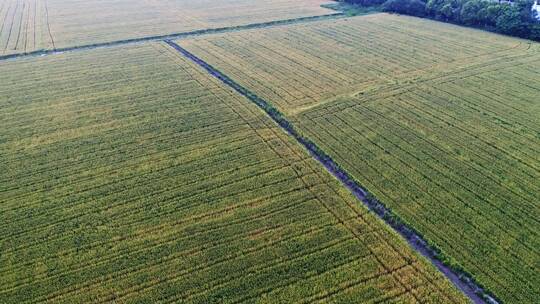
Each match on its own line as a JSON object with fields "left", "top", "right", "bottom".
{"left": 344, "top": 0, "right": 540, "bottom": 40}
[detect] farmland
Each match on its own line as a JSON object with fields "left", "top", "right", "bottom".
{"left": 0, "top": 43, "right": 469, "bottom": 303}
{"left": 0, "top": 0, "right": 335, "bottom": 56}
{"left": 180, "top": 14, "right": 529, "bottom": 116}
{"left": 0, "top": 0, "right": 55, "bottom": 55}
{"left": 180, "top": 13, "right": 540, "bottom": 303}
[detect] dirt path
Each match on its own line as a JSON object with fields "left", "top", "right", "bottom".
{"left": 163, "top": 39, "right": 500, "bottom": 304}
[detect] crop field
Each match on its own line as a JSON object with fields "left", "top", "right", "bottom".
{"left": 0, "top": 0, "right": 55, "bottom": 55}
{"left": 0, "top": 43, "right": 469, "bottom": 303}
{"left": 180, "top": 14, "right": 528, "bottom": 116}
{"left": 180, "top": 13, "right": 540, "bottom": 303}
{"left": 0, "top": 0, "right": 334, "bottom": 56}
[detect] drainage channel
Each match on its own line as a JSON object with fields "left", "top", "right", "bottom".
{"left": 164, "top": 39, "right": 499, "bottom": 304}
{"left": 0, "top": 13, "right": 343, "bottom": 62}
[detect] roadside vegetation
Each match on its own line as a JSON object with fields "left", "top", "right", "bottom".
{"left": 342, "top": 0, "right": 540, "bottom": 40}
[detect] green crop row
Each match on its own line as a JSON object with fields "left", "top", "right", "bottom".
{"left": 0, "top": 42, "right": 467, "bottom": 303}
{"left": 180, "top": 13, "right": 540, "bottom": 303}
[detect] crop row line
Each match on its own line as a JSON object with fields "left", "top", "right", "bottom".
{"left": 166, "top": 39, "right": 485, "bottom": 303}
{"left": 1, "top": 158, "right": 297, "bottom": 257}
{"left": 1, "top": 124, "right": 250, "bottom": 213}
{"left": 0, "top": 115, "right": 246, "bottom": 194}
{"left": 0, "top": 12, "right": 346, "bottom": 61}
{"left": 420, "top": 83, "right": 540, "bottom": 151}
{"left": 0, "top": 102, "right": 243, "bottom": 168}
{"left": 407, "top": 87, "right": 540, "bottom": 165}
{"left": 40, "top": 218, "right": 349, "bottom": 303}
{"left": 110, "top": 234, "right": 360, "bottom": 304}
{"left": 0, "top": 83, "right": 215, "bottom": 127}
{"left": 316, "top": 111, "right": 540, "bottom": 272}
{"left": 43, "top": 0, "right": 54, "bottom": 49}
{"left": 3, "top": 195, "right": 328, "bottom": 297}
{"left": 403, "top": 90, "right": 539, "bottom": 183}
{"left": 0, "top": 120, "right": 248, "bottom": 192}
{"left": 455, "top": 75, "right": 540, "bottom": 124}
{"left": 342, "top": 105, "right": 539, "bottom": 226}
{"left": 166, "top": 41, "right": 474, "bottom": 302}
{"left": 181, "top": 243, "right": 376, "bottom": 304}
{"left": 352, "top": 102, "right": 539, "bottom": 212}
{"left": 300, "top": 118, "right": 529, "bottom": 297}
{"left": 2, "top": 1, "right": 18, "bottom": 53}
{"left": 303, "top": 47, "right": 534, "bottom": 120}
{"left": 0, "top": 141, "right": 274, "bottom": 240}
{"left": 212, "top": 37, "right": 338, "bottom": 93}
{"left": 306, "top": 264, "right": 411, "bottom": 304}
{"left": 229, "top": 252, "right": 398, "bottom": 304}
{"left": 0, "top": 59, "right": 198, "bottom": 97}
{"left": 13, "top": 1, "right": 24, "bottom": 51}
{"left": 1, "top": 178, "right": 323, "bottom": 285}
{"left": 320, "top": 112, "right": 539, "bottom": 257}
{"left": 3, "top": 154, "right": 285, "bottom": 244}
{"left": 301, "top": 84, "right": 539, "bottom": 200}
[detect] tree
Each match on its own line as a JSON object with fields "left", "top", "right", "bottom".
{"left": 461, "top": 0, "right": 484, "bottom": 24}
{"left": 440, "top": 3, "right": 456, "bottom": 20}
{"left": 426, "top": 0, "right": 446, "bottom": 16}
{"left": 408, "top": 0, "right": 428, "bottom": 16}
{"left": 486, "top": 5, "right": 504, "bottom": 26}
{"left": 344, "top": 0, "right": 540, "bottom": 41}
{"left": 493, "top": 0, "right": 536, "bottom": 36}
{"left": 382, "top": 0, "right": 427, "bottom": 16}
{"left": 496, "top": 6, "right": 527, "bottom": 35}
{"left": 528, "top": 23, "right": 540, "bottom": 40}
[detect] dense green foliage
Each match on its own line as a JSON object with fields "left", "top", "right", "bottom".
{"left": 382, "top": 0, "right": 427, "bottom": 16}
{"left": 182, "top": 14, "right": 540, "bottom": 303}
{"left": 345, "top": 0, "right": 540, "bottom": 40}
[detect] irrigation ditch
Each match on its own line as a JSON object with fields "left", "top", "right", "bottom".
{"left": 164, "top": 39, "right": 500, "bottom": 304}
{"left": 0, "top": 13, "right": 343, "bottom": 62}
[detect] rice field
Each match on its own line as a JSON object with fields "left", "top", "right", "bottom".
{"left": 0, "top": 0, "right": 335, "bottom": 56}
{"left": 0, "top": 42, "right": 469, "bottom": 303}
{"left": 180, "top": 13, "right": 540, "bottom": 303}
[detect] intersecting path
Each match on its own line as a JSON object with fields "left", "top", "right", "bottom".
{"left": 163, "top": 39, "right": 499, "bottom": 304}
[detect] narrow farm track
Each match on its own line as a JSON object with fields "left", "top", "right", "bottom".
{"left": 164, "top": 39, "right": 491, "bottom": 304}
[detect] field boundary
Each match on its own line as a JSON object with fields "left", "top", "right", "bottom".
{"left": 0, "top": 12, "right": 344, "bottom": 61}
{"left": 163, "top": 39, "right": 501, "bottom": 304}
